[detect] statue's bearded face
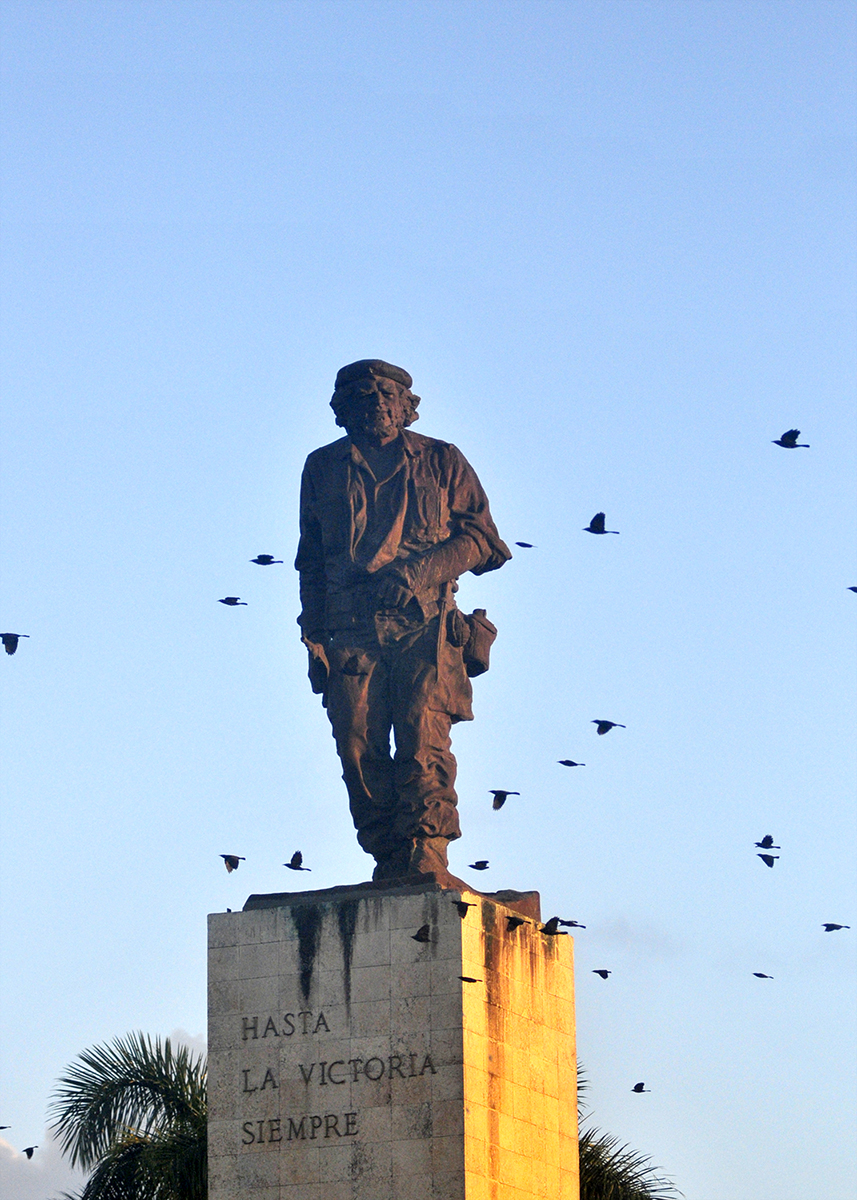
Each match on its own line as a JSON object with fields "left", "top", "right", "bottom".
{"left": 339, "top": 376, "right": 406, "bottom": 445}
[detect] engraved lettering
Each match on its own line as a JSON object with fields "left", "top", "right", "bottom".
{"left": 325, "top": 1114, "right": 340, "bottom": 1137}
{"left": 241, "top": 1121, "right": 255, "bottom": 1145}
{"left": 345, "top": 1112, "right": 358, "bottom": 1136}
{"left": 348, "top": 1057, "right": 363, "bottom": 1081}
{"left": 419, "top": 1054, "right": 438, "bottom": 1076}
{"left": 242, "top": 1069, "right": 258, "bottom": 1094}
{"left": 283, "top": 1013, "right": 295, "bottom": 1036}
{"left": 268, "top": 1118, "right": 282, "bottom": 1143}
{"left": 309, "top": 1115, "right": 323, "bottom": 1139}
{"left": 256, "top": 1119, "right": 265, "bottom": 1143}
{"left": 287, "top": 1117, "right": 307, "bottom": 1141}
{"left": 364, "top": 1057, "right": 384, "bottom": 1081}
{"left": 327, "top": 1060, "right": 346, "bottom": 1084}
{"left": 242, "top": 1016, "right": 258, "bottom": 1041}
{"left": 299, "top": 1063, "right": 315, "bottom": 1085}
{"left": 262, "top": 1016, "right": 279, "bottom": 1038}
{"left": 388, "top": 1054, "right": 405, "bottom": 1078}
{"left": 319, "top": 1061, "right": 328, "bottom": 1085}
{"left": 261, "top": 1068, "right": 278, "bottom": 1091}
{"left": 314, "top": 1011, "right": 330, "bottom": 1033}
{"left": 298, "top": 1011, "right": 312, "bottom": 1033}
{"left": 408, "top": 1053, "right": 418, "bottom": 1077}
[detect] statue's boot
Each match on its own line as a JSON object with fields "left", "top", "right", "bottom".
{"left": 407, "top": 836, "right": 466, "bottom": 889}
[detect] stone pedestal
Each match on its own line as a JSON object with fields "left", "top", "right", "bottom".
{"left": 208, "top": 880, "right": 578, "bottom": 1200}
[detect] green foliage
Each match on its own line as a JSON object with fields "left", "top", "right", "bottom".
{"left": 48, "top": 1032, "right": 206, "bottom": 1200}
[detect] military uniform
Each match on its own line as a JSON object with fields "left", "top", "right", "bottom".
{"left": 296, "top": 424, "right": 510, "bottom": 877}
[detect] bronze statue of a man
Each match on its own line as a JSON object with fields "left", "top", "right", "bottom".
{"left": 296, "top": 360, "right": 510, "bottom": 884}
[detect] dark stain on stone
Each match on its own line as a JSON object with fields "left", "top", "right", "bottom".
{"left": 336, "top": 898, "right": 360, "bottom": 1012}
{"left": 291, "top": 904, "right": 323, "bottom": 1002}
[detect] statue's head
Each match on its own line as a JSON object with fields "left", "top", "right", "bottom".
{"left": 330, "top": 360, "right": 420, "bottom": 443}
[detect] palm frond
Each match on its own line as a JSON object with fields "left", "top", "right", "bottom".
{"left": 579, "top": 1125, "right": 683, "bottom": 1200}
{"left": 48, "top": 1032, "right": 206, "bottom": 1171}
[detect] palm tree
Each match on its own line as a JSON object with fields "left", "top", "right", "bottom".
{"left": 578, "top": 1063, "right": 682, "bottom": 1200}
{"left": 48, "top": 1031, "right": 206, "bottom": 1200}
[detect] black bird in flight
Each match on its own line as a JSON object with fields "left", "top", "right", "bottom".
{"left": 540, "top": 916, "right": 568, "bottom": 936}
{"left": 848, "top": 587, "right": 857, "bottom": 593}
{"left": 558, "top": 919, "right": 585, "bottom": 928}
{"left": 584, "top": 512, "right": 619, "bottom": 534}
{"left": 1, "top": 633, "right": 29, "bottom": 655}
{"left": 506, "top": 915, "right": 527, "bottom": 931}
{"left": 757, "top": 854, "right": 779, "bottom": 868}
{"left": 592, "top": 969, "right": 611, "bottom": 979}
{"left": 220, "top": 854, "right": 245, "bottom": 873}
{"left": 631, "top": 1083, "right": 650, "bottom": 1093}
{"left": 755, "top": 835, "right": 780, "bottom": 849}
{"left": 219, "top": 597, "right": 247, "bottom": 606}
{"left": 453, "top": 901, "right": 475, "bottom": 918}
{"left": 0, "top": 1125, "right": 9, "bottom": 1130}
{"left": 593, "top": 720, "right": 625, "bottom": 735}
{"left": 822, "top": 923, "right": 850, "bottom": 932}
{"left": 515, "top": 541, "right": 535, "bottom": 548}
{"left": 491, "top": 789, "right": 520, "bottom": 810}
{"left": 558, "top": 759, "right": 585, "bottom": 767}
{"left": 412, "top": 924, "right": 432, "bottom": 943}
{"left": 753, "top": 972, "right": 774, "bottom": 979}
{"left": 251, "top": 554, "right": 283, "bottom": 565}
{"left": 469, "top": 861, "right": 489, "bottom": 870}
{"left": 459, "top": 975, "right": 481, "bottom": 983}
{"left": 23, "top": 1146, "right": 38, "bottom": 1158}
{"left": 772, "top": 429, "right": 809, "bottom": 448}
{"left": 284, "top": 851, "right": 310, "bottom": 871}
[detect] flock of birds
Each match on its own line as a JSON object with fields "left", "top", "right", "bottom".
{"left": 206, "top": 426, "right": 853, "bottom": 1101}
{"left": 4, "top": 429, "right": 852, "bottom": 1158}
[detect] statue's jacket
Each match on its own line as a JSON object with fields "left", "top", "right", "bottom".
{"left": 296, "top": 430, "right": 511, "bottom": 719}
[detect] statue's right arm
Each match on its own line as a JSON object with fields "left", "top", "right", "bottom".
{"left": 295, "top": 464, "right": 328, "bottom": 673}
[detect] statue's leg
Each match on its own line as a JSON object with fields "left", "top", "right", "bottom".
{"left": 388, "top": 628, "right": 463, "bottom": 879}
{"left": 324, "top": 641, "right": 403, "bottom": 874}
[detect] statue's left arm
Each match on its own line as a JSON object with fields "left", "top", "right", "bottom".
{"left": 377, "top": 444, "right": 511, "bottom": 605}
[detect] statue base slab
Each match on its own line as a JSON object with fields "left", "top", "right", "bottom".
{"left": 208, "top": 879, "right": 578, "bottom": 1200}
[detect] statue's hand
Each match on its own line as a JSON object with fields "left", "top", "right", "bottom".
{"left": 375, "top": 573, "right": 416, "bottom": 610}
{"left": 301, "top": 635, "right": 329, "bottom": 694}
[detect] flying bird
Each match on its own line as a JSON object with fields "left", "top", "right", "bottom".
{"left": 1, "top": 633, "right": 29, "bottom": 655}
{"left": 0, "top": 1126, "right": 9, "bottom": 1130}
{"left": 822, "top": 923, "right": 850, "bottom": 932}
{"left": 506, "top": 916, "right": 527, "bottom": 931}
{"left": 592, "top": 970, "right": 611, "bottom": 979}
{"left": 23, "top": 1146, "right": 38, "bottom": 1158}
{"left": 284, "top": 851, "right": 310, "bottom": 871}
{"left": 453, "top": 901, "right": 475, "bottom": 918}
{"left": 849, "top": 587, "right": 857, "bottom": 593}
{"left": 772, "top": 429, "right": 809, "bottom": 448}
{"left": 250, "top": 554, "right": 283, "bottom": 565}
{"left": 631, "top": 1083, "right": 650, "bottom": 1093}
{"left": 755, "top": 835, "right": 780, "bottom": 849}
{"left": 468, "top": 861, "right": 489, "bottom": 870}
{"left": 515, "top": 541, "right": 535, "bottom": 548}
{"left": 459, "top": 976, "right": 481, "bottom": 983}
{"left": 753, "top": 972, "right": 774, "bottom": 979}
{"left": 584, "top": 512, "right": 619, "bottom": 534}
{"left": 490, "top": 789, "right": 520, "bottom": 810}
{"left": 220, "top": 854, "right": 245, "bottom": 873}
{"left": 558, "top": 919, "right": 586, "bottom": 928}
{"left": 757, "top": 854, "right": 779, "bottom": 868}
{"left": 412, "top": 924, "right": 432, "bottom": 943}
{"left": 219, "top": 597, "right": 247, "bottom": 606}
{"left": 558, "top": 759, "right": 585, "bottom": 767}
{"left": 592, "top": 720, "right": 625, "bottom": 735}
{"left": 540, "top": 916, "right": 568, "bottom": 936}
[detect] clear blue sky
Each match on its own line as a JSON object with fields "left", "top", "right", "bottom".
{"left": 1, "top": 2, "right": 855, "bottom": 1197}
